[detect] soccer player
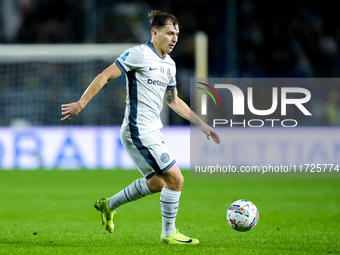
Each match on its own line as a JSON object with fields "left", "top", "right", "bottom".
{"left": 61, "top": 10, "right": 220, "bottom": 245}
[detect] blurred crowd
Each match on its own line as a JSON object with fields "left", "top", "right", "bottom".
{"left": 0, "top": 0, "right": 339, "bottom": 126}
{"left": 1, "top": 0, "right": 340, "bottom": 77}
{"left": 238, "top": 0, "right": 340, "bottom": 78}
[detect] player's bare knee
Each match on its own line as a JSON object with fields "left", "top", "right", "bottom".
{"left": 169, "top": 173, "right": 183, "bottom": 190}
{"left": 177, "top": 173, "right": 184, "bottom": 187}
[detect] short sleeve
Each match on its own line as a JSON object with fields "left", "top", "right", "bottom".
{"left": 115, "top": 46, "right": 143, "bottom": 73}
{"left": 167, "top": 65, "right": 176, "bottom": 90}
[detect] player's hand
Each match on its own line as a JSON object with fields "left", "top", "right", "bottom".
{"left": 61, "top": 102, "right": 83, "bottom": 121}
{"left": 200, "top": 123, "right": 220, "bottom": 144}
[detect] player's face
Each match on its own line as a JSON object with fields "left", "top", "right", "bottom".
{"left": 153, "top": 22, "right": 179, "bottom": 57}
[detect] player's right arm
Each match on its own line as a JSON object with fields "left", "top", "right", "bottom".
{"left": 61, "top": 63, "right": 123, "bottom": 121}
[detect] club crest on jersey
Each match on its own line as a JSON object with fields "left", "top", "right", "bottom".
{"left": 161, "top": 153, "right": 170, "bottom": 163}
{"left": 120, "top": 51, "right": 130, "bottom": 62}
{"left": 167, "top": 68, "right": 171, "bottom": 80}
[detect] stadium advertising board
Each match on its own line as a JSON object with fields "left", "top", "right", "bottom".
{"left": 0, "top": 126, "right": 339, "bottom": 175}
{"left": 0, "top": 126, "right": 189, "bottom": 170}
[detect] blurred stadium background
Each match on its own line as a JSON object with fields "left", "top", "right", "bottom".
{"left": 1, "top": 3, "right": 339, "bottom": 254}
{"left": 0, "top": 0, "right": 340, "bottom": 170}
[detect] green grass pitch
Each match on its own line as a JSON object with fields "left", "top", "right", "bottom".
{"left": 1, "top": 170, "right": 339, "bottom": 254}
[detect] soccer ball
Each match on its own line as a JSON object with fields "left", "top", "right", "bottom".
{"left": 226, "top": 199, "right": 259, "bottom": 232}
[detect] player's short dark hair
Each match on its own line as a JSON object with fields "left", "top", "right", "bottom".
{"left": 148, "top": 10, "right": 179, "bottom": 29}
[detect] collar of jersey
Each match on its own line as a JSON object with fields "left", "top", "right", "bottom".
{"left": 146, "top": 41, "right": 167, "bottom": 60}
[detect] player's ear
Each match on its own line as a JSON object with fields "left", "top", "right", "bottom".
{"left": 151, "top": 28, "right": 158, "bottom": 38}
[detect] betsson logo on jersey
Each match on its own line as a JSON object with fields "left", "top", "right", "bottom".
{"left": 147, "top": 79, "right": 167, "bottom": 88}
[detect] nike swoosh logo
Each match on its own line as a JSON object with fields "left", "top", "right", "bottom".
{"left": 173, "top": 238, "right": 193, "bottom": 243}
{"left": 149, "top": 67, "right": 157, "bottom": 71}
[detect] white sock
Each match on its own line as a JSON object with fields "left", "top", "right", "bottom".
{"left": 160, "top": 187, "right": 181, "bottom": 237}
{"left": 108, "top": 178, "right": 153, "bottom": 211}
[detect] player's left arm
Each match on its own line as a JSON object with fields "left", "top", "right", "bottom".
{"left": 165, "top": 88, "right": 220, "bottom": 144}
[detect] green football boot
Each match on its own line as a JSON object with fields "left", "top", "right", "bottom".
{"left": 94, "top": 198, "right": 116, "bottom": 233}
{"left": 161, "top": 229, "right": 199, "bottom": 245}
